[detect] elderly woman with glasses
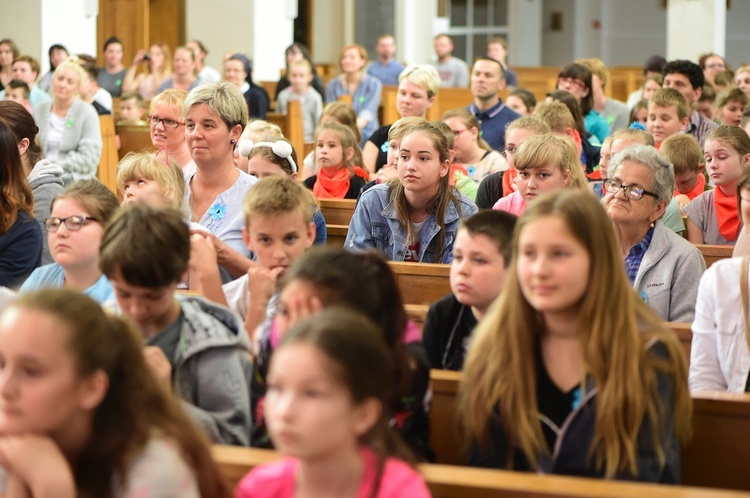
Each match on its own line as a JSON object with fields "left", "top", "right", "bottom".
{"left": 603, "top": 144, "right": 705, "bottom": 322}
{"left": 148, "top": 89, "right": 194, "bottom": 171}
{"left": 183, "top": 82, "right": 257, "bottom": 280}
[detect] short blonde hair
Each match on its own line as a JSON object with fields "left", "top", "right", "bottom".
{"left": 387, "top": 116, "right": 424, "bottom": 142}
{"left": 576, "top": 57, "right": 610, "bottom": 87}
{"left": 53, "top": 58, "right": 87, "bottom": 90}
{"left": 116, "top": 152, "right": 186, "bottom": 211}
{"left": 532, "top": 100, "right": 575, "bottom": 134}
{"left": 183, "top": 81, "right": 248, "bottom": 131}
{"left": 649, "top": 88, "right": 690, "bottom": 121}
{"left": 150, "top": 88, "right": 188, "bottom": 115}
{"left": 514, "top": 133, "right": 588, "bottom": 191}
{"left": 243, "top": 175, "right": 317, "bottom": 229}
{"left": 241, "top": 119, "right": 284, "bottom": 143}
{"left": 660, "top": 134, "right": 701, "bottom": 175}
{"left": 399, "top": 64, "right": 441, "bottom": 99}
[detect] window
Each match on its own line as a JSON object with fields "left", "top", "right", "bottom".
{"left": 446, "top": 0, "right": 509, "bottom": 63}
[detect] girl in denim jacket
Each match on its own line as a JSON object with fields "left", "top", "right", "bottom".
{"left": 346, "top": 120, "right": 477, "bottom": 263}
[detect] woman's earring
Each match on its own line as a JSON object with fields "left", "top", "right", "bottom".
{"left": 230, "top": 139, "right": 236, "bottom": 145}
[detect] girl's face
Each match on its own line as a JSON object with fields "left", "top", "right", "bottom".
{"left": 443, "top": 117, "right": 478, "bottom": 163}
{"left": 247, "top": 155, "right": 293, "bottom": 179}
{"left": 642, "top": 79, "right": 662, "bottom": 101}
{"left": 149, "top": 102, "right": 186, "bottom": 152}
{"left": 557, "top": 76, "right": 589, "bottom": 102}
{"left": 736, "top": 71, "right": 750, "bottom": 97}
{"left": 286, "top": 47, "right": 303, "bottom": 65}
{"left": 718, "top": 100, "right": 744, "bottom": 127}
{"left": 185, "top": 103, "right": 240, "bottom": 166}
{"left": 173, "top": 48, "right": 195, "bottom": 77}
{"left": 398, "top": 132, "right": 449, "bottom": 196}
{"left": 0, "top": 307, "right": 101, "bottom": 437}
{"left": 340, "top": 48, "right": 365, "bottom": 74}
{"left": 396, "top": 79, "right": 433, "bottom": 118}
{"left": 315, "top": 130, "right": 348, "bottom": 170}
{"left": 121, "top": 177, "right": 170, "bottom": 208}
{"left": 52, "top": 68, "right": 81, "bottom": 102}
{"left": 48, "top": 198, "right": 104, "bottom": 272}
{"left": 149, "top": 45, "right": 164, "bottom": 70}
{"left": 50, "top": 48, "right": 69, "bottom": 68}
{"left": 265, "top": 342, "right": 374, "bottom": 460}
{"left": 505, "top": 95, "right": 529, "bottom": 116}
{"left": 516, "top": 164, "right": 568, "bottom": 203}
{"left": 504, "top": 128, "right": 535, "bottom": 170}
{"left": 632, "top": 107, "right": 648, "bottom": 126}
{"left": 223, "top": 60, "right": 247, "bottom": 88}
{"left": 741, "top": 186, "right": 750, "bottom": 226}
{"left": 703, "top": 139, "right": 750, "bottom": 187}
{"left": 517, "top": 215, "right": 590, "bottom": 318}
{"left": 0, "top": 43, "right": 14, "bottom": 68}
{"left": 386, "top": 137, "right": 401, "bottom": 169}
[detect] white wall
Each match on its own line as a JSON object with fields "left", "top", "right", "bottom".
{"left": 311, "top": 0, "right": 346, "bottom": 66}
{"left": 41, "top": 0, "right": 97, "bottom": 69}
{"left": 395, "top": 0, "right": 437, "bottom": 66}
{"left": 666, "top": 0, "right": 724, "bottom": 62}
{"left": 250, "top": 0, "right": 294, "bottom": 81}
{"left": 508, "top": 0, "right": 542, "bottom": 66}
{"left": 601, "top": 1, "right": 666, "bottom": 66}
{"left": 541, "top": 0, "right": 574, "bottom": 65}
{"left": 0, "top": 0, "right": 42, "bottom": 62}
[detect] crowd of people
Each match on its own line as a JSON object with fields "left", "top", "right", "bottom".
{"left": 0, "top": 30, "right": 749, "bottom": 496}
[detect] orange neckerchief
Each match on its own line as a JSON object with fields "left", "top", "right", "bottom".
{"left": 449, "top": 163, "right": 469, "bottom": 187}
{"left": 313, "top": 166, "right": 370, "bottom": 199}
{"left": 502, "top": 167, "right": 518, "bottom": 196}
{"left": 713, "top": 185, "right": 741, "bottom": 241}
{"left": 676, "top": 172, "right": 706, "bottom": 201}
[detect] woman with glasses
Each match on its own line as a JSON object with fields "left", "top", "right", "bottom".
{"left": 20, "top": 180, "right": 119, "bottom": 302}
{"left": 0, "top": 120, "right": 42, "bottom": 288}
{"left": 556, "top": 63, "right": 609, "bottom": 144}
{"left": 442, "top": 108, "right": 507, "bottom": 182}
{"left": 148, "top": 89, "right": 194, "bottom": 171}
{"left": 362, "top": 64, "right": 440, "bottom": 174}
{"left": 603, "top": 145, "right": 704, "bottom": 322}
{"left": 184, "top": 82, "right": 257, "bottom": 279}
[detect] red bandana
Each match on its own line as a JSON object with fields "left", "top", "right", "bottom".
{"left": 713, "top": 185, "right": 741, "bottom": 242}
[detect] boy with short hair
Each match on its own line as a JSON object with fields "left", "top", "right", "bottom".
{"left": 100, "top": 204, "right": 252, "bottom": 446}
{"left": 422, "top": 210, "right": 517, "bottom": 370}
{"left": 117, "top": 91, "right": 147, "bottom": 125}
{"left": 275, "top": 59, "right": 323, "bottom": 141}
{"left": 660, "top": 133, "right": 707, "bottom": 212}
{"left": 696, "top": 83, "right": 716, "bottom": 121}
{"left": 647, "top": 87, "right": 690, "bottom": 147}
{"left": 715, "top": 87, "right": 748, "bottom": 127}
{"left": 3, "top": 79, "right": 31, "bottom": 112}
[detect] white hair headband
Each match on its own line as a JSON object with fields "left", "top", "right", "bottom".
{"left": 237, "top": 138, "right": 297, "bottom": 173}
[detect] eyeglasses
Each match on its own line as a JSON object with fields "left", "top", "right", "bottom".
{"left": 45, "top": 216, "right": 99, "bottom": 232}
{"left": 604, "top": 179, "right": 659, "bottom": 201}
{"left": 147, "top": 116, "right": 184, "bottom": 129}
{"left": 557, "top": 77, "right": 587, "bottom": 90}
{"left": 705, "top": 63, "right": 726, "bottom": 70}
{"left": 504, "top": 145, "right": 518, "bottom": 156}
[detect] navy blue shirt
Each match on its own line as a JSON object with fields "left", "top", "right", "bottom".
{"left": 468, "top": 100, "right": 521, "bottom": 151}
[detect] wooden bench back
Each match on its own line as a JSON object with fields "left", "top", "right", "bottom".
{"left": 388, "top": 261, "right": 451, "bottom": 305}
{"left": 265, "top": 99, "right": 304, "bottom": 161}
{"left": 117, "top": 125, "right": 153, "bottom": 160}
{"left": 325, "top": 223, "right": 348, "bottom": 248}
{"left": 695, "top": 243, "right": 733, "bottom": 268}
{"left": 319, "top": 198, "right": 356, "bottom": 226}
{"left": 98, "top": 115, "right": 119, "bottom": 194}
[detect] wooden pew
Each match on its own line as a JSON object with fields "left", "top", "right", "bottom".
{"left": 319, "top": 198, "right": 356, "bottom": 225}
{"left": 405, "top": 303, "right": 429, "bottom": 331}
{"left": 694, "top": 244, "right": 733, "bottom": 268}
{"left": 259, "top": 81, "right": 277, "bottom": 110}
{"left": 325, "top": 223, "right": 348, "bottom": 248}
{"left": 426, "top": 87, "right": 473, "bottom": 121}
{"left": 211, "top": 445, "right": 746, "bottom": 497}
{"left": 388, "top": 261, "right": 450, "bottom": 306}
{"left": 265, "top": 99, "right": 304, "bottom": 162}
{"left": 97, "top": 115, "right": 119, "bottom": 194}
{"left": 669, "top": 322, "right": 692, "bottom": 360}
{"left": 116, "top": 125, "right": 153, "bottom": 160}
{"left": 429, "top": 369, "right": 750, "bottom": 492}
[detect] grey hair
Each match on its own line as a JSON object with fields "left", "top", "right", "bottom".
{"left": 610, "top": 144, "right": 674, "bottom": 203}
{"left": 183, "top": 82, "right": 248, "bottom": 131}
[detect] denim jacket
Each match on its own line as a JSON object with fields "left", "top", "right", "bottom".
{"left": 345, "top": 183, "right": 478, "bottom": 263}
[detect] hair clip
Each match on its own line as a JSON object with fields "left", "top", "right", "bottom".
{"left": 154, "top": 146, "right": 170, "bottom": 167}
{"left": 237, "top": 139, "right": 297, "bottom": 173}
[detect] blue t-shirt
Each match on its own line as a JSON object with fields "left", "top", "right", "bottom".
{"left": 20, "top": 263, "right": 114, "bottom": 303}
{"left": 467, "top": 101, "right": 521, "bottom": 151}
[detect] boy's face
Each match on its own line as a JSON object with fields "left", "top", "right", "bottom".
{"left": 3, "top": 88, "right": 27, "bottom": 105}
{"left": 12, "top": 61, "right": 36, "bottom": 86}
{"left": 450, "top": 230, "right": 507, "bottom": 313}
{"left": 288, "top": 66, "right": 312, "bottom": 92}
{"left": 109, "top": 270, "right": 180, "bottom": 336}
{"left": 120, "top": 98, "right": 144, "bottom": 122}
{"left": 695, "top": 100, "right": 715, "bottom": 121}
{"left": 718, "top": 100, "right": 744, "bottom": 127}
{"left": 647, "top": 103, "right": 687, "bottom": 144}
{"left": 243, "top": 211, "right": 315, "bottom": 275}
{"left": 674, "top": 169, "right": 702, "bottom": 195}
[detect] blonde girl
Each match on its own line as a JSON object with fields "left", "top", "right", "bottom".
{"left": 301, "top": 101, "right": 363, "bottom": 180}
{"left": 461, "top": 189, "right": 691, "bottom": 481}
{"left": 123, "top": 42, "right": 172, "bottom": 100}
{"left": 493, "top": 133, "right": 588, "bottom": 215}
{"left": 685, "top": 125, "right": 750, "bottom": 245}
{"left": 303, "top": 121, "right": 369, "bottom": 199}
{"left": 20, "top": 180, "right": 119, "bottom": 303}
{"left": 236, "top": 307, "right": 430, "bottom": 497}
{"left": 442, "top": 108, "right": 507, "bottom": 182}
{"left": 116, "top": 151, "right": 186, "bottom": 211}
{"left": 0, "top": 289, "right": 229, "bottom": 497}
{"left": 233, "top": 119, "right": 283, "bottom": 172}
{"left": 346, "top": 120, "right": 478, "bottom": 263}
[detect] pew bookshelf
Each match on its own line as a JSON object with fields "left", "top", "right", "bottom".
{"left": 319, "top": 198, "right": 356, "bottom": 225}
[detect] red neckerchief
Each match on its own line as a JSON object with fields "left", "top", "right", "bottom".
{"left": 675, "top": 172, "right": 706, "bottom": 200}
{"left": 713, "top": 185, "right": 741, "bottom": 241}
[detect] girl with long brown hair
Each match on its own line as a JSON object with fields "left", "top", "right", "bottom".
{"left": 460, "top": 189, "right": 691, "bottom": 482}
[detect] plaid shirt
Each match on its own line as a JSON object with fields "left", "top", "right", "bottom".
{"left": 625, "top": 225, "right": 655, "bottom": 283}
{"left": 686, "top": 109, "right": 718, "bottom": 147}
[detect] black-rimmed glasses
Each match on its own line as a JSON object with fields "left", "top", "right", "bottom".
{"left": 604, "top": 179, "right": 659, "bottom": 201}
{"left": 147, "top": 116, "right": 185, "bottom": 129}
{"left": 45, "top": 216, "right": 99, "bottom": 232}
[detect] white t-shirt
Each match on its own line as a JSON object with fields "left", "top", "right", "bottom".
{"left": 46, "top": 113, "right": 66, "bottom": 163}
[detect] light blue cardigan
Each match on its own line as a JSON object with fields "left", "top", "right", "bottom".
{"left": 33, "top": 99, "right": 102, "bottom": 184}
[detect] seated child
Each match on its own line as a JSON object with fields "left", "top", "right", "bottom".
{"left": 304, "top": 121, "right": 369, "bottom": 199}
{"left": 236, "top": 307, "right": 430, "bottom": 497}
{"left": 0, "top": 289, "right": 230, "bottom": 496}
{"left": 506, "top": 88, "right": 536, "bottom": 116}
{"left": 660, "top": 133, "right": 707, "bottom": 212}
{"left": 629, "top": 99, "right": 648, "bottom": 126}
{"left": 116, "top": 151, "right": 186, "bottom": 211}
{"left": 647, "top": 88, "right": 690, "bottom": 148}
{"left": 117, "top": 91, "right": 147, "bottom": 126}
{"left": 423, "top": 210, "right": 516, "bottom": 370}
{"left": 493, "top": 133, "right": 589, "bottom": 215}
{"left": 233, "top": 118, "right": 284, "bottom": 172}
{"left": 275, "top": 59, "right": 323, "bottom": 142}
{"left": 442, "top": 108, "right": 507, "bottom": 182}
{"left": 20, "top": 180, "right": 119, "bottom": 302}
{"left": 237, "top": 137, "right": 326, "bottom": 244}
{"left": 301, "top": 101, "right": 363, "bottom": 180}
{"left": 685, "top": 125, "right": 750, "bottom": 245}
{"left": 3, "top": 79, "right": 31, "bottom": 112}
{"left": 346, "top": 120, "right": 478, "bottom": 263}
{"left": 430, "top": 119, "right": 477, "bottom": 201}
{"left": 715, "top": 87, "right": 748, "bottom": 127}
{"left": 696, "top": 83, "right": 716, "bottom": 121}
{"left": 99, "top": 204, "right": 253, "bottom": 446}
{"left": 360, "top": 115, "right": 423, "bottom": 195}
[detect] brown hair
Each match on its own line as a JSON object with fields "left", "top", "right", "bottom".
{"left": 247, "top": 138, "right": 299, "bottom": 176}
{"left": 737, "top": 168, "right": 750, "bottom": 223}
{"left": 441, "top": 108, "right": 491, "bottom": 150}
{"left": 13, "top": 55, "right": 40, "bottom": 77}
{"left": 716, "top": 87, "right": 748, "bottom": 110}
{"left": 533, "top": 100, "right": 576, "bottom": 134}
{"left": 544, "top": 90, "right": 586, "bottom": 136}
{"left": 659, "top": 134, "right": 702, "bottom": 175}
{"left": 0, "top": 119, "right": 34, "bottom": 232}
{"left": 314, "top": 120, "right": 360, "bottom": 172}
{"left": 321, "top": 101, "right": 362, "bottom": 145}
{"left": 458, "top": 210, "right": 517, "bottom": 266}
{"left": 0, "top": 39, "right": 20, "bottom": 67}
{"left": 52, "top": 180, "right": 120, "bottom": 227}
{"left": 6, "top": 289, "right": 230, "bottom": 498}
{"left": 242, "top": 174, "right": 317, "bottom": 229}
{"left": 7, "top": 79, "right": 29, "bottom": 99}
{"left": 0, "top": 100, "right": 44, "bottom": 168}
{"left": 705, "top": 124, "right": 750, "bottom": 157}
{"left": 649, "top": 88, "right": 690, "bottom": 121}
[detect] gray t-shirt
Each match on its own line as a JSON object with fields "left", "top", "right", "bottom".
{"left": 602, "top": 98, "right": 631, "bottom": 133}
{"left": 431, "top": 57, "right": 469, "bottom": 88}
{"left": 276, "top": 87, "right": 323, "bottom": 142}
{"left": 97, "top": 68, "right": 127, "bottom": 97}
{"left": 146, "top": 310, "right": 184, "bottom": 381}
{"left": 684, "top": 189, "right": 738, "bottom": 245}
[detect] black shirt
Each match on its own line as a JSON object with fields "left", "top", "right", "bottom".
{"left": 366, "top": 124, "right": 392, "bottom": 172}
{"left": 536, "top": 343, "right": 581, "bottom": 452}
{"left": 422, "top": 294, "right": 478, "bottom": 370}
{"left": 475, "top": 170, "right": 505, "bottom": 210}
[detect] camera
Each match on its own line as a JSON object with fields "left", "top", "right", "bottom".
{"left": 143, "top": 54, "right": 151, "bottom": 61}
